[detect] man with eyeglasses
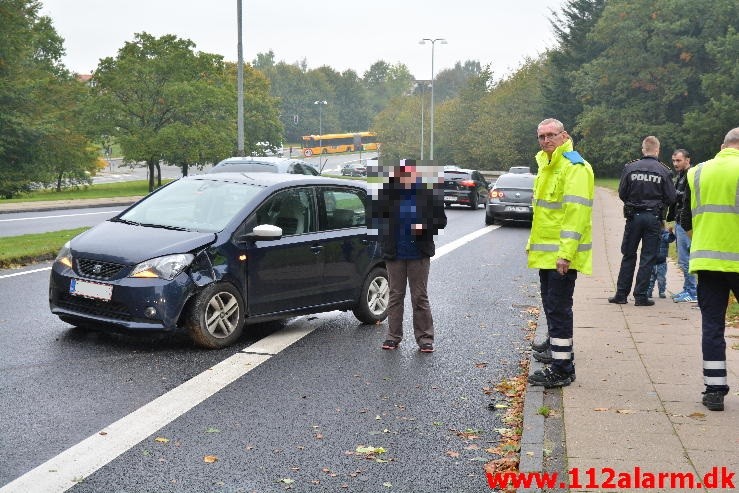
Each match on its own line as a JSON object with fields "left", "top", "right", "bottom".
{"left": 608, "top": 136, "right": 676, "bottom": 306}
{"left": 526, "top": 118, "right": 594, "bottom": 388}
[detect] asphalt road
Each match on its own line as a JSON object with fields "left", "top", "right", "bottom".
{"left": 0, "top": 207, "right": 538, "bottom": 492}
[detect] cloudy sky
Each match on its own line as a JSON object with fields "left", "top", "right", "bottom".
{"left": 40, "top": 0, "right": 566, "bottom": 80}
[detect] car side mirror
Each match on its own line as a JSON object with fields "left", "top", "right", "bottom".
{"left": 238, "top": 224, "right": 283, "bottom": 243}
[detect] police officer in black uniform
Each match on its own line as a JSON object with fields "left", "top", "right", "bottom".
{"left": 609, "top": 136, "right": 677, "bottom": 306}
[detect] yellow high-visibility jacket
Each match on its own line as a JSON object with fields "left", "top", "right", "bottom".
{"left": 526, "top": 139, "right": 594, "bottom": 274}
{"left": 687, "top": 147, "right": 739, "bottom": 274}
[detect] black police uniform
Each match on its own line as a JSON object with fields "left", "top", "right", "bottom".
{"left": 612, "top": 156, "right": 676, "bottom": 303}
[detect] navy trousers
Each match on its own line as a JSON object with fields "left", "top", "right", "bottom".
{"left": 616, "top": 212, "right": 660, "bottom": 299}
{"left": 539, "top": 269, "right": 577, "bottom": 373}
{"left": 697, "top": 270, "right": 739, "bottom": 393}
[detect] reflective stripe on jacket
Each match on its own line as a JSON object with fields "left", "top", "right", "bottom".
{"left": 687, "top": 147, "right": 739, "bottom": 274}
{"left": 526, "top": 139, "right": 595, "bottom": 274}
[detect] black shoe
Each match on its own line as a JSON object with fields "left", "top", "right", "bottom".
{"left": 528, "top": 366, "right": 574, "bottom": 388}
{"left": 419, "top": 343, "right": 434, "bottom": 353}
{"left": 382, "top": 340, "right": 399, "bottom": 350}
{"left": 634, "top": 298, "right": 655, "bottom": 306}
{"left": 531, "top": 338, "right": 549, "bottom": 352}
{"left": 608, "top": 295, "right": 628, "bottom": 304}
{"left": 702, "top": 391, "right": 725, "bottom": 411}
{"left": 532, "top": 348, "right": 553, "bottom": 363}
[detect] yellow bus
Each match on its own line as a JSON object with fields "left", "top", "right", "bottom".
{"left": 301, "top": 132, "right": 379, "bottom": 157}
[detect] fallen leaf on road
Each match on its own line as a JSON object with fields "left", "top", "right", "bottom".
{"left": 154, "top": 437, "right": 169, "bottom": 443}
{"left": 203, "top": 455, "right": 218, "bottom": 463}
{"left": 593, "top": 407, "right": 609, "bottom": 411}
{"left": 616, "top": 409, "right": 636, "bottom": 414}
{"left": 446, "top": 450, "right": 460, "bottom": 458}
{"left": 688, "top": 412, "right": 706, "bottom": 419}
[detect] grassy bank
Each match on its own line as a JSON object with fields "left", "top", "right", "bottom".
{"left": 0, "top": 180, "right": 171, "bottom": 203}
{"left": 0, "top": 228, "right": 89, "bottom": 268}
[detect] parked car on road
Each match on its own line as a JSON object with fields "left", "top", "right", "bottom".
{"left": 209, "top": 157, "right": 319, "bottom": 176}
{"left": 341, "top": 163, "right": 367, "bottom": 177}
{"left": 49, "top": 174, "right": 388, "bottom": 349}
{"left": 442, "top": 168, "right": 489, "bottom": 209}
{"left": 485, "top": 172, "right": 536, "bottom": 225}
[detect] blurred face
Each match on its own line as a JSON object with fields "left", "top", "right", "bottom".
{"left": 537, "top": 122, "right": 569, "bottom": 156}
{"left": 672, "top": 152, "right": 690, "bottom": 171}
{"left": 398, "top": 165, "right": 417, "bottom": 187}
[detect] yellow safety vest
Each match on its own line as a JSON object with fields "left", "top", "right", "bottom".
{"left": 526, "top": 139, "right": 595, "bottom": 274}
{"left": 687, "top": 147, "right": 739, "bottom": 273}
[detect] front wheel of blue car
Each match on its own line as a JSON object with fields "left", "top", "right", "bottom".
{"left": 187, "top": 283, "right": 245, "bottom": 349}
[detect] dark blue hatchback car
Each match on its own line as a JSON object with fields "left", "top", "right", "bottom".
{"left": 49, "top": 173, "right": 388, "bottom": 348}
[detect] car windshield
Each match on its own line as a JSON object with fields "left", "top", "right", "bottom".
{"left": 118, "top": 178, "right": 262, "bottom": 233}
{"left": 495, "top": 174, "right": 535, "bottom": 188}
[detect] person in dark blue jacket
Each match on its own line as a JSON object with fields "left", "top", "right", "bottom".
{"left": 647, "top": 225, "right": 676, "bottom": 298}
{"left": 369, "top": 160, "right": 447, "bottom": 352}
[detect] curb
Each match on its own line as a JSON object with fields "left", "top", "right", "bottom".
{"left": 518, "top": 310, "right": 547, "bottom": 491}
{"left": 0, "top": 197, "right": 141, "bottom": 214}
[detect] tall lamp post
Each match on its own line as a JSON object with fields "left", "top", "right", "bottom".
{"left": 314, "top": 100, "right": 327, "bottom": 151}
{"left": 236, "top": 0, "right": 245, "bottom": 156}
{"left": 420, "top": 38, "right": 446, "bottom": 160}
{"left": 415, "top": 80, "right": 429, "bottom": 160}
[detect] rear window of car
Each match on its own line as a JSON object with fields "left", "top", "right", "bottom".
{"left": 444, "top": 171, "right": 472, "bottom": 181}
{"left": 214, "top": 163, "right": 278, "bottom": 173}
{"left": 495, "top": 173, "right": 535, "bottom": 188}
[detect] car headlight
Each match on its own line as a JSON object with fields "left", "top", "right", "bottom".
{"left": 129, "top": 254, "right": 195, "bottom": 281}
{"left": 55, "top": 241, "right": 73, "bottom": 268}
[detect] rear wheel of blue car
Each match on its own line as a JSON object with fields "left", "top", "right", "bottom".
{"left": 353, "top": 267, "right": 389, "bottom": 324}
{"left": 187, "top": 283, "right": 245, "bottom": 349}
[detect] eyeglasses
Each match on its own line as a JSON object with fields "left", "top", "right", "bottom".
{"left": 537, "top": 131, "right": 564, "bottom": 142}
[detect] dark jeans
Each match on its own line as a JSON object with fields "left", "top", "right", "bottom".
{"left": 539, "top": 269, "right": 577, "bottom": 373}
{"left": 697, "top": 270, "right": 739, "bottom": 393}
{"left": 616, "top": 212, "right": 660, "bottom": 299}
{"left": 386, "top": 257, "right": 434, "bottom": 345}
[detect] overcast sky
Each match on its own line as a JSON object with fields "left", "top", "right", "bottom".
{"left": 40, "top": 0, "right": 566, "bottom": 80}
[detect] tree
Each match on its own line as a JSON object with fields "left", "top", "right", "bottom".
{"left": 433, "top": 60, "right": 483, "bottom": 103}
{"left": 89, "top": 33, "right": 272, "bottom": 190}
{"left": 0, "top": 0, "right": 96, "bottom": 197}
{"left": 363, "top": 61, "right": 415, "bottom": 115}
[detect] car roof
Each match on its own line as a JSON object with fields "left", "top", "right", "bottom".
{"left": 215, "top": 156, "right": 312, "bottom": 167}
{"left": 186, "top": 172, "right": 366, "bottom": 190}
{"left": 494, "top": 172, "right": 536, "bottom": 187}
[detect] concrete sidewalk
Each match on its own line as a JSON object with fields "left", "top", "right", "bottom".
{"left": 529, "top": 186, "right": 738, "bottom": 492}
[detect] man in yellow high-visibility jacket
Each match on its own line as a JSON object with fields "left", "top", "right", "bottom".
{"left": 526, "top": 118, "right": 594, "bottom": 388}
{"left": 679, "top": 127, "right": 739, "bottom": 411}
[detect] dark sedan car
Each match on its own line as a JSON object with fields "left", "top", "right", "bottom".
{"left": 341, "top": 163, "right": 367, "bottom": 177}
{"left": 485, "top": 172, "right": 536, "bottom": 225}
{"left": 209, "top": 157, "right": 319, "bottom": 176}
{"left": 442, "top": 169, "right": 489, "bottom": 209}
{"left": 49, "top": 174, "right": 388, "bottom": 348}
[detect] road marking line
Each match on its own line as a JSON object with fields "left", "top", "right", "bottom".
{"left": 1, "top": 224, "right": 498, "bottom": 492}
{"left": 0, "top": 211, "right": 121, "bottom": 222}
{"left": 0, "top": 267, "right": 51, "bottom": 279}
{"left": 432, "top": 225, "right": 498, "bottom": 262}
{"left": 0, "top": 325, "right": 316, "bottom": 493}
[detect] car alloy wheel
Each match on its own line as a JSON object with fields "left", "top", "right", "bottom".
{"left": 353, "top": 267, "right": 389, "bottom": 324}
{"left": 187, "top": 282, "right": 245, "bottom": 349}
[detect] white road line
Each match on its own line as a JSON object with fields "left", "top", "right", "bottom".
{"left": 0, "top": 326, "right": 314, "bottom": 493}
{"left": 432, "top": 225, "right": 498, "bottom": 261}
{"left": 0, "top": 224, "right": 498, "bottom": 492}
{"left": 0, "top": 267, "right": 51, "bottom": 279}
{"left": 0, "top": 211, "right": 121, "bottom": 222}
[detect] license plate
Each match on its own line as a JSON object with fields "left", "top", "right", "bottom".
{"left": 70, "top": 278, "right": 113, "bottom": 302}
{"left": 444, "top": 196, "right": 456, "bottom": 202}
{"left": 505, "top": 206, "right": 530, "bottom": 212}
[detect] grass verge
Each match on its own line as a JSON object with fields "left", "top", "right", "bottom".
{"left": 0, "top": 228, "right": 89, "bottom": 268}
{"left": 0, "top": 180, "right": 171, "bottom": 203}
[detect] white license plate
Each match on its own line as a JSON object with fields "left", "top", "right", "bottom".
{"left": 444, "top": 196, "right": 456, "bottom": 202}
{"left": 70, "top": 278, "right": 113, "bottom": 302}
{"left": 505, "top": 206, "right": 529, "bottom": 212}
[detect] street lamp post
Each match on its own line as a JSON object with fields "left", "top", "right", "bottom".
{"left": 314, "top": 100, "right": 327, "bottom": 152}
{"left": 415, "top": 80, "right": 429, "bottom": 160}
{"left": 236, "top": 0, "right": 245, "bottom": 156}
{"left": 420, "top": 38, "right": 446, "bottom": 160}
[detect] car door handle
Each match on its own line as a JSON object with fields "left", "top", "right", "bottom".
{"left": 310, "top": 245, "right": 324, "bottom": 254}
{"left": 361, "top": 239, "right": 369, "bottom": 245}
